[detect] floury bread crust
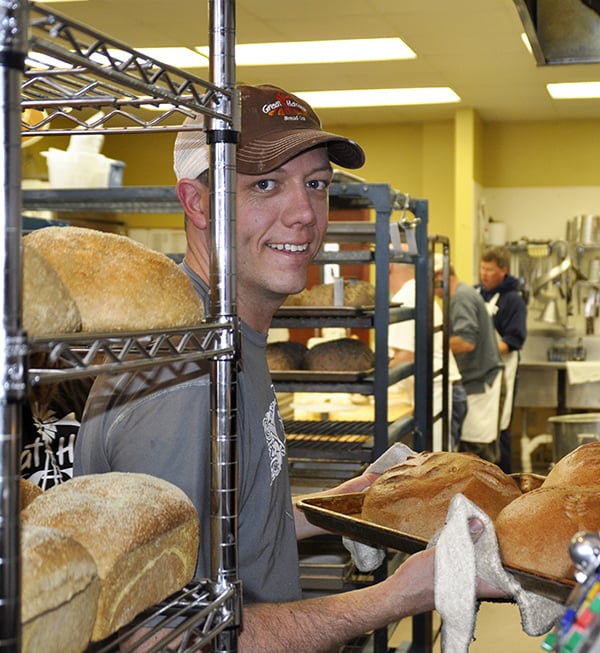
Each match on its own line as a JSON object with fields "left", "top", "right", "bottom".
{"left": 22, "top": 243, "right": 82, "bottom": 336}
{"left": 284, "top": 279, "right": 375, "bottom": 307}
{"left": 361, "top": 451, "right": 522, "bottom": 540}
{"left": 24, "top": 226, "right": 204, "bottom": 332}
{"left": 21, "top": 524, "right": 100, "bottom": 653}
{"left": 21, "top": 472, "right": 200, "bottom": 641}
{"left": 542, "top": 442, "right": 600, "bottom": 488}
{"left": 495, "top": 485, "right": 600, "bottom": 580}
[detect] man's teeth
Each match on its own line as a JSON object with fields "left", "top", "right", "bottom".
{"left": 268, "top": 243, "right": 308, "bottom": 252}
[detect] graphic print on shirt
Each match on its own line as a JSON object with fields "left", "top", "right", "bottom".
{"left": 263, "top": 397, "right": 286, "bottom": 485}
{"left": 21, "top": 409, "right": 79, "bottom": 489}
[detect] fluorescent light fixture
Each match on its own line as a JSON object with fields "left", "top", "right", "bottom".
{"left": 133, "top": 47, "right": 209, "bottom": 68}
{"left": 294, "top": 87, "right": 460, "bottom": 108}
{"left": 547, "top": 82, "right": 600, "bottom": 99}
{"left": 521, "top": 32, "right": 533, "bottom": 55}
{"left": 196, "top": 37, "right": 416, "bottom": 66}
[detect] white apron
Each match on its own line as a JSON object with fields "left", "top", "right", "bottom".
{"left": 484, "top": 292, "right": 519, "bottom": 431}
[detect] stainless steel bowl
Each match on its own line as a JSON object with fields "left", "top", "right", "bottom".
{"left": 548, "top": 413, "right": 600, "bottom": 461}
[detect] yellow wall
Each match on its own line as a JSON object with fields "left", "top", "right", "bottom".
{"left": 25, "top": 115, "right": 600, "bottom": 240}
{"left": 482, "top": 119, "right": 600, "bottom": 187}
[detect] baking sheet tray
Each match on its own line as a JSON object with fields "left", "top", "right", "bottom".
{"left": 274, "top": 302, "right": 402, "bottom": 318}
{"left": 271, "top": 368, "right": 374, "bottom": 382}
{"left": 297, "top": 493, "right": 575, "bottom": 603}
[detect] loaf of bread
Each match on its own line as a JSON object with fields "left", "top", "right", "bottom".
{"left": 361, "top": 451, "right": 522, "bottom": 540}
{"left": 267, "top": 341, "right": 308, "bottom": 370}
{"left": 21, "top": 472, "right": 199, "bottom": 641}
{"left": 284, "top": 279, "right": 375, "bottom": 307}
{"left": 496, "top": 486, "right": 600, "bottom": 580}
{"left": 543, "top": 442, "right": 600, "bottom": 488}
{"left": 304, "top": 337, "right": 374, "bottom": 371}
{"left": 20, "top": 477, "right": 43, "bottom": 510}
{"left": 22, "top": 523, "right": 100, "bottom": 653}
{"left": 24, "top": 227, "right": 204, "bottom": 332}
{"left": 23, "top": 243, "right": 82, "bottom": 337}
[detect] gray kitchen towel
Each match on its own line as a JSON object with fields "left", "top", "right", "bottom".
{"left": 433, "top": 494, "right": 564, "bottom": 653}
{"left": 342, "top": 443, "right": 416, "bottom": 571}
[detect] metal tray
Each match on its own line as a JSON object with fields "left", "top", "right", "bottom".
{"left": 297, "top": 493, "right": 575, "bottom": 603}
{"left": 271, "top": 368, "right": 374, "bottom": 382}
{"left": 274, "top": 302, "right": 402, "bottom": 318}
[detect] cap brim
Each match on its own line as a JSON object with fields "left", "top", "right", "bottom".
{"left": 236, "top": 129, "right": 365, "bottom": 174}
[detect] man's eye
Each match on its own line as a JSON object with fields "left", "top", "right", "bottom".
{"left": 307, "top": 179, "right": 329, "bottom": 191}
{"left": 255, "top": 179, "right": 276, "bottom": 191}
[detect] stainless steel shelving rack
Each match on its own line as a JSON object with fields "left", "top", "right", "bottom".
{"left": 270, "top": 181, "right": 436, "bottom": 653}
{"left": 2, "top": 1, "right": 240, "bottom": 651}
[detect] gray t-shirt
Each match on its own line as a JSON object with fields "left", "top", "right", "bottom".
{"left": 74, "top": 266, "right": 301, "bottom": 603}
{"left": 450, "top": 282, "right": 502, "bottom": 394}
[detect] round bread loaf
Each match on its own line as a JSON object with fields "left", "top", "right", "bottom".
{"left": 496, "top": 485, "right": 600, "bottom": 580}
{"left": 22, "top": 472, "right": 199, "bottom": 641}
{"left": 20, "top": 477, "right": 43, "bottom": 511}
{"left": 24, "top": 226, "right": 204, "bottom": 332}
{"left": 304, "top": 337, "right": 374, "bottom": 371}
{"left": 23, "top": 244, "right": 82, "bottom": 336}
{"left": 22, "top": 523, "right": 100, "bottom": 653}
{"left": 543, "top": 442, "right": 600, "bottom": 488}
{"left": 361, "top": 451, "right": 522, "bottom": 540}
{"left": 285, "top": 279, "right": 375, "bottom": 307}
{"left": 267, "top": 341, "right": 308, "bottom": 370}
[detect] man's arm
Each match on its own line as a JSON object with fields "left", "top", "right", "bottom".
{"left": 449, "top": 334, "right": 475, "bottom": 354}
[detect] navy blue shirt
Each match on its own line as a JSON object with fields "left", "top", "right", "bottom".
{"left": 476, "top": 274, "right": 527, "bottom": 352}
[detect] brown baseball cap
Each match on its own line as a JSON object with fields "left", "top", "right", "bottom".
{"left": 173, "top": 84, "right": 365, "bottom": 179}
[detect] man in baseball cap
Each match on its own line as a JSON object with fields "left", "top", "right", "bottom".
{"left": 80, "top": 83, "right": 506, "bottom": 652}
{"left": 173, "top": 83, "right": 365, "bottom": 179}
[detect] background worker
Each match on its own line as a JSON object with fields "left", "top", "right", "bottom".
{"left": 476, "top": 246, "right": 528, "bottom": 473}
{"left": 388, "top": 256, "right": 464, "bottom": 450}
{"left": 435, "top": 262, "right": 504, "bottom": 463}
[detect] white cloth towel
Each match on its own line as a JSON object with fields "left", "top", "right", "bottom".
{"left": 433, "top": 494, "right": 564, "bottom": 653}
{"left": 566, "top": 361, "right": 600, "bottom": 385}
{"left": 342, "top": 443, "right": 416, "bottom": 571}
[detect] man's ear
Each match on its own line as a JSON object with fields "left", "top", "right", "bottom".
{"left": 176, "top": 179, "right": 209, "bottom": 229}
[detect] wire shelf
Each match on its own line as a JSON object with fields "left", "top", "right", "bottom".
{"left": 22, "top": 3, "right": 233, "bottom": 135}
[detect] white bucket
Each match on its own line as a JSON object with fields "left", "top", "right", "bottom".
{"left": 42, "top": 148, "right": 125, "bottom": 188}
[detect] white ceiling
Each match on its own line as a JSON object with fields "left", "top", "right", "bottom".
{"left": 41, "top": 0, "right": 600, "bottom": 125}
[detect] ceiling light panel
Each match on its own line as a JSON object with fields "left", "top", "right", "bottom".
{"left": 196, "top": 38, "right": 416, "bottom": 66}
{"left": 295, "top": 87, "right": 461, "bottom": 108}
{"left": 547, "top": 82, "right": 600, "bottom": 99}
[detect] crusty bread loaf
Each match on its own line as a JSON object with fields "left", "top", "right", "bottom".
{"left": 21, "top": 472, "right": 199, "bottom": 641}
{"left": 496, "top": 486, "right": 600, "bottom": 580}
{"left": 22, "top": 523, "right": 100, "bottom": 653}
{"left": 361, "top": 451, "right": 522, "bottom": 540}
{"left": 24, "top": 226, "right": 204, "bottom": 332}
{"left": 543, "top": 442, "right": 600, "bottom": 488}
{"left": 284, "top": 279, "right": 375, "bottom": 307}
{"left": 267, "top": 341, "right": 308, "bottom": 371}
{"left": 304, "top": 337, "right": 374, "bottom": 371}
{"left": 20, "top": 477, "right": 43, "bottom": 510}
{"left": 23, "top": 243, "right": 82, "bottom": 336}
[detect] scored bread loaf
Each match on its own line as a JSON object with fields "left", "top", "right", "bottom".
{"left": 21, "top": 472, "right": 199, "bottom": 641}
{"left": 361, "top": 451, "right": 522, "bottom": 540}
{"left": 542, "top": 442, "right": 600, "bottom": 488}
{"left": 495, "top": 485, "right": 600, "bottom": 580}
{"left": 304, "top": 337, "right": 374, "bottom": 371}
{"left": 24, "top": 226, "right": 203, "bottom": 332}
{"left": 22, "top": 523, "right": 100, "bottom": 653}
{"left": 23, "top": 243, "right": 82, "bottom": 336}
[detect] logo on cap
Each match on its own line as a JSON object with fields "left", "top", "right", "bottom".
{"left": 262, "top": 91, "right": 308, "bottom": 122}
